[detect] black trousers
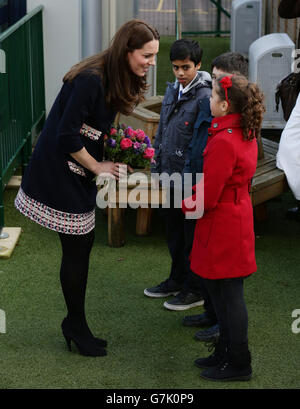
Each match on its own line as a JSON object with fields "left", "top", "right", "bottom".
{"left": 161, "top": 203, "right": 215, "bottom": 317}
{"left": 203, "top": 277, "right": 248, "bottom": 346}
{"left": 183, "top": 217, "right": 217, "bottom": 321}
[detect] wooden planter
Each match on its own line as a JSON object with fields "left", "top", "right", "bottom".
{"left": 116, "top": 96, "right": 163, "bottom": 143}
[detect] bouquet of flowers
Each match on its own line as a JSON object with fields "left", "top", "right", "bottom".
{"left": 104, "top": 124, "right": 155, "bottom": 169}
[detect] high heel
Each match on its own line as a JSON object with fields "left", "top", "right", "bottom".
{"left": 61, "top": 318, "right": 107, "bottom": 357}
{"left": 64, "top": 334, "right": 72, "bottom": 351}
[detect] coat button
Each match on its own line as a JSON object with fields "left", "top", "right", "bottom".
{"left": 227, "top": 128, "right": 233, "bottom": 133}
{"left": 213, "top": 123, "right": 218, "bottom": 128}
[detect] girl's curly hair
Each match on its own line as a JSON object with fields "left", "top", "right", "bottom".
{"left": 215, "top": 74, "right": 265, "bottom": 140}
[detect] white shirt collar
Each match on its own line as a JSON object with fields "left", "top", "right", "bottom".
{"left": 178, "top": 72, "right": 199, "bottom": 99}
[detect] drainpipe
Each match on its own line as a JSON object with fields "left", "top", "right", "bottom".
{"left": 81, "top": 0, "right": 102, "bottom": 58}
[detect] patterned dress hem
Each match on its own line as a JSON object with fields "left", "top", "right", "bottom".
{"left": 15, "top": 188, "right": 95, "bottom": 235}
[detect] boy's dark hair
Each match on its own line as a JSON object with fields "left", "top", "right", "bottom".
{"left": 211, "top": 52, "right": 249, "bottom": 78}
{"left": 170, "top": 39, "right": 203, "bottom": 65}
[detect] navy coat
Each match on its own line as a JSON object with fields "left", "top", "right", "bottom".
{"left": 152, "top": 72, "right": 212, "bottom": 176}
{"left": 15, "top": 73, "right": 116, "bottom": 235}
{"left": 183, "top": 97, "right": 213, "bottom": 186}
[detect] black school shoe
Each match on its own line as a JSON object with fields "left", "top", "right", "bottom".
{"left": 194, "top": 324, "right": 220, "bottom": 342}
{"left": 200, "top": 345, "right": 252, "bottom": 382}
{"left": 163, "top": 292, "right": 204, "bottom": 311}
{"left": 144, "top": 279, "right": 181, "bottom": 298}
{"left": 286, "top": 206, "right": 300, "bottom": 222}
{"left": 200, "top": 360, "right": 252, "bottom": 382}
{"left": 182, "top": 312, "right": 217, "bottom": 327}
{"left": 194, "top": 340, "right": 227, "bottom": 369}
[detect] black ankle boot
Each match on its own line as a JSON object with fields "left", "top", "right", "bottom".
{"left": 200, "top": 343, "right": 252, "bottom": 382}
{"left": 194, "top": 339, "right": 227, "bottom": 369}
{"left": 61, "top": 318, "right": 107, "bottom": 357}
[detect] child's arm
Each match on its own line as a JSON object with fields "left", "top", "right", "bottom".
{"left": 151, "top": 117, "right": 163, "bottom": 174}
{"left": 182, "top": 138, "right": 235, "bottom": 215}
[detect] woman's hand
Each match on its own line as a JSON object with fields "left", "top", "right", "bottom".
{"left": 96, "top": 161, "right": 132, "bottom": 180}
{"left": 69, "top": 148, "right": 133, "bottom": 180}
{"left": 70, "top": 148, "right": 133, "bottom": 180}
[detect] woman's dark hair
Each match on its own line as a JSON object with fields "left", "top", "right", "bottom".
{"left": 278, "top": 0, "right": 300, "bottom": 18}
{"left": 215, "top": 74, "right": 265, "bottom": 140}
{"left": 63, "top": 19, "right": 160, "bottom": 115}
{"left": 211, "top": 52, "right": 249, "bottom": 78}
{"left": 169, "top": 38, "right": 203, "bottom": 65}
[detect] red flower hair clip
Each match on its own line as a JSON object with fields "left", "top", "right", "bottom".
{"left": 219, "top": 75, "right": 233, "bottom": 107}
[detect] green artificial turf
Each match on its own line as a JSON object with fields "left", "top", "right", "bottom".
{"left": 1, "top": 187, "right": 300, "bottom": 389}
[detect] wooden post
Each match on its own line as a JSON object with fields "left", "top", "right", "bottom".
{"left": 254, "top": 203, "right": 268, "bottom": 222}
{"left": 108, "top": 207, "right": 125, "bottom": 247}
{"left": 136, "top": 208, "right": 153, "bottom": 236}
{"left": 257, "top": 132, "right": 265, "bottom": 160}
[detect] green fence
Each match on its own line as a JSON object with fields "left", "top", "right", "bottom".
{"left": 0, "top": 5, "right": 45, "bottom": 234}
{"left": 181, "top": 0, "right": 231, "bottom": 37}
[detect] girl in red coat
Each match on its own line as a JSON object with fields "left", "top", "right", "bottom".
{"left": 182, "top": 74, "right": 265, "bottom": 381}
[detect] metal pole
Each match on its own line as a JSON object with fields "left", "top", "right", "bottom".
{"left": 176, "top": 0, "right": 182, "bottom": 39}
{"left": 81, "top": 0, "right": 102, "bottom": 58}
{"left": 216, "top": 0, "right": 221, "bottom": 37}
{"left": 133, "top": 0, "right": 139, "bottom": 18}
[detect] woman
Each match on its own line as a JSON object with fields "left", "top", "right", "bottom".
{"left": 276, "top": 0, "right": 300, "bottom": 220}
{"left": 15, "top": 19, "right": 160, "bottom": 357}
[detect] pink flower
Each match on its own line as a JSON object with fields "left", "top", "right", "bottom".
{"left": 136, "top": 129, "right": 146, "bottom": 141}
{"left": 143, "top": 147, "right": 155, "bottom": 159}
{"left": 125, "top": 127, "right": 137, "bottom": 138}
{"left": 110, "top": 128, "right": 117, "bottom": 136}
{"left": 120, "top": 138, "right": 133, "bottom": 150}
{"left": 133, "top": 142, "right": 141, "bottom": 150}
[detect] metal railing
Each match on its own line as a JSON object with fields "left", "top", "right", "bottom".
{"left": 0, "top": 5, "right": 45, "bottom": 237}
{"left": 135, "top": 0, "right": 231, "bottom": 37}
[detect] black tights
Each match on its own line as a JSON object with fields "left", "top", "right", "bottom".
{"left": 203, "top": 277, "right": 248, "bottom": 347}
{"left": 58, "top": 230, "right": 95, "bottom": 333}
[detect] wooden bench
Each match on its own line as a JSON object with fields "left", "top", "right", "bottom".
{"left": 107, "top": 171, "right": 166, "bottom": 247}
{"left": 251, "top": 137, "right": 288, "bottom": 220}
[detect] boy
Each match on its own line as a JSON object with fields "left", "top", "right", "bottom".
{"left": 181, "top": 52, "right": 249, "bottom": 343}
{"left": 144, "top": 39, "right": 212, "bottom": 308}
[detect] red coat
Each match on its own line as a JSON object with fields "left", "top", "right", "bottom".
{"left": 182, "top": 113, "right": 258, "bottom": 280}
